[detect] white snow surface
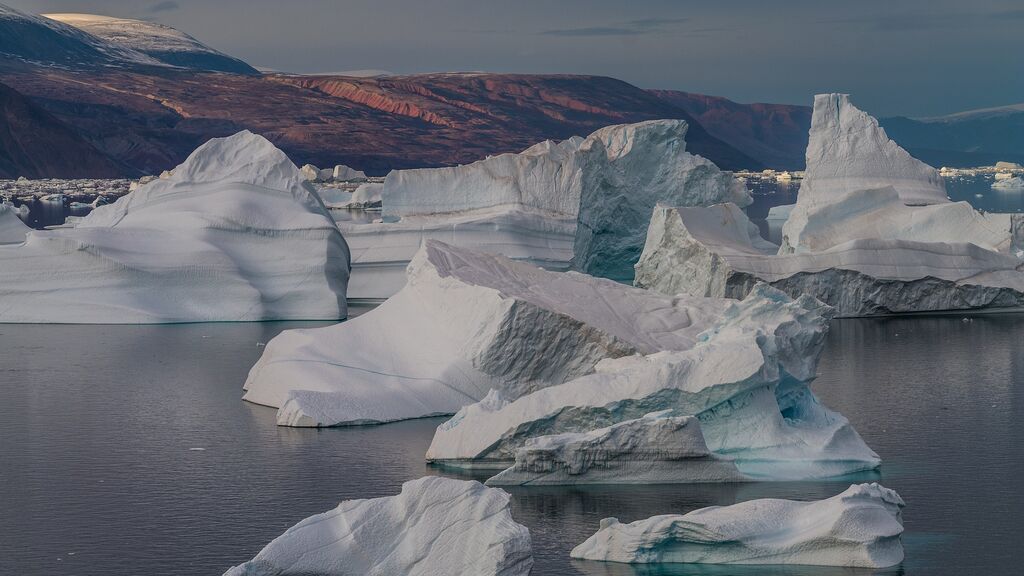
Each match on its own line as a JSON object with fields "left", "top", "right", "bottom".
{"left": 223, "top": 476, "right": 532, "bottom": 576}
{"left": 332, "top": 164, "right": 367, "bottom": 180}
{"left": 426, "top": 282, "right": 881, "bottom": 481}
{"left": 0, "top": 131, "right": 350, "bottom": 323}
{"left": 634, "top": 203, "right": 1024, "bottom": 316}
{"left": 570, "top": 483, "right": 905, "bottom": 568}
{"left": 45, "top": 13, "right": 234, "bottom": 58}
{"left": 343, "top": 119, "right": 749, "bottom": 299}
{"left": 244, "top": 239, "right": 730, "bottom": 426}
{"left": 780, "top": 94, "right": 966, "bottom": 253}
{"left": 0, "top": 201, "right": 30, "bottom": 244}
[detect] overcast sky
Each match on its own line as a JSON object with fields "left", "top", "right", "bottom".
{"left": 8, "top": 0, "right": 1024, "bottom": 117}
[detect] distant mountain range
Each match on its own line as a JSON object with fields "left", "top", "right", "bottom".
{"left": 0, "top": 3, "right": 1020, "bottom": 179}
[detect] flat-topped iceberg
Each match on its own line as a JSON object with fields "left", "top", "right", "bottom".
{"left": 486, "top": 411, "right": 746, "bottom": 486}
{"left": 635, "top": 203, "right": 1024, "bottom": 316}
{"left": 570, "top": 483, "right": 905, "bottom": 568}
{"left": 635, "top": 94, "right": 1024, "bottom": 316}
{"left": 426, "top": 280, "right": 881, "bottom": 482}
{"left": 0, "top": 201, "right": 30, "bottom": 244}
{"left": 0, "top": 131, "right": 350, "bottom": 323}
{"left": 342, "top": 120, "right": 749, "bottom": 300}
{"left": 224, "top": 477, "right": 533, "bottom": 576}
{"left": 245, "top": 239, "right": 735, "bottom": 426}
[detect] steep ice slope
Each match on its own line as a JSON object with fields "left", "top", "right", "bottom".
{"left": 570, "top": 483, "right": 904, "bottom": 568}
{"left": 634, "top": 203, "right": 1024, "bottom": 316}
{"left": 426, "top": 283, "right": 880, "bottom": 481}
{"left": 0, "top": 201, "right": 29, "bottom": 243}
{"left": 244, "top": 240, "right": 728, "bottom": 426}
{"left": 343, "top": 119, "right": 748, "bottom": 299}
{"left": 224, "top": 477, "right": 533, "bottom": 576}
{"left": 0, "top": 131, "right": 350, "bottom": 323}
{"left": 44, "top": 13, "right": 258, "bottom": 74}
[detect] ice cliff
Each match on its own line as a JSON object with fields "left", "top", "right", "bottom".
{"left": 244, "top": 239, "right": 734, "bottom": 426}
{"left": 0, "top": 131, "right": 350, "bottom": 322}
{"left": 570, "top": 483, "right": 905, "bottom": 568}
{"left": 341, "top": 120, "right": 748, "bottom": 300}
{"left": 0, "top": 201, "right": 29, "bottom": 244}
{"left": 224, "top": 477, "right": 532, "bottom": 576}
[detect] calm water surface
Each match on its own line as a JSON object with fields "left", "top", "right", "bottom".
{"left": 1, "top": 314, "right": 1023, "bottom": 576}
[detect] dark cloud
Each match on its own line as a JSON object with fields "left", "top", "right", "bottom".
{"left": 148, "top": 1, "right": 180, "bottom": 13}
{"left": 541, "top": 17, "right": 687, "bottom": 37}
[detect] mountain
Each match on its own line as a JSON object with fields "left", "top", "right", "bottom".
{"left": 0, "top": 80, "right": 125, "bottom": 178}
{"left": 878, "top": 106, "right": 1024, "bottom": 168}
{"left": 0, "top": 4, "right": 166, "bottom": 69}
{"left": 44, "top": 14, "right": 259, "bottom": 75}
{"left": 649, "top": 90, "right": 811, "bottom": 170}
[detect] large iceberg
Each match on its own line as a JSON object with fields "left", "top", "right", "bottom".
{"left": 0, "top": 201, "right": 30, "bottom": 244}
{"left": 244, "top": 239, "right": 734, "bottom": 427}
{"left": 426, "top": 278, "right": 881, "bottom": 482}
{"left": 341, "top": 120, "right": 749, "bottom": 300}
{"left": 224, "top": 477, "right": 533, "bottom": 576}
{"left": 635, "top": 203, "right": 1024, "bottom": 316}
{"left": 570, "top": 483, "right": 904, "bottom": 568}
{"left": 0, "top": 131, "right": 350, "bottom": 323}
{"left": 635, "top": 94, "right": 1024, "bottom": 316}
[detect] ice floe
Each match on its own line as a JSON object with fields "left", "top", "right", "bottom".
{"left": 0, "top": 131, "right": 350, "bottom": 323}
{"left": 224, "top": 477, "right": 532, "bottom": 576}
{"left": 570, "top": 483, "right": 905, "bottom": 568}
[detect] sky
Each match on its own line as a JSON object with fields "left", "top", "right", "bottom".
{"left": 8, "top": 0, "right": 1024, "bottom": 117}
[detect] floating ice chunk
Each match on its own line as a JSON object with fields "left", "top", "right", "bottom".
{"left": 0, "top": 201, "right": 31, "bottom": 244}
{"left": 223, "top": 477, "right": 532, "bottom": 576}
{"left": 332, "top": 164, "right": 366, "bottom": 181}
{"left": 349, "top": 181, "right": 382, "bottom": 208}
{"left": 486, "top": 411, "right": 745, "bottom": 485}
{"left": 993, "top": 176, "right": 1024, "bottom": 191}
{"left": 245, "top": 239, "right": 732, "bottom": 426}
{"left": 299, "top": 163, "right": 320, "bottom": 182}
{"left": 570, "top": 483, "right": 905, "bottom": 568}
{"left": 635, "top": 203, "right": 1024, "bottom": 316}
{"left": 0, "top": 131, "right": 350, "bottom": 323}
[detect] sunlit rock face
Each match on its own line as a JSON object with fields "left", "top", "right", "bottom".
{"left": 342, "top": 119, "right": 749, "bottom": 300}
{"left": 0, "top": 131, "right": 350, "bottom": 323}
{"left": 570, "top": 483, "right": 905, "bottom": 568}
{"left": 224, "top": 477, "right": 533, "bottom": 576}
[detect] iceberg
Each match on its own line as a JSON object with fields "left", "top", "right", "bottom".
{"left": 570, "top": 483, "right": 905, "bottom": 568}
{"left": 332, "top": 164, "right": 367, "bottom": 181}
{"left": 341, "top": 120, "right": 749, "bottom": 300}
{"left": 0, "top": 131, "right": 350, "bottom": 323}
{"left": 993, "top": 176, "right": 1024, "bottom": 191}
{"left": 244, "top": 239, "right": 732, "bottom": 426}
{"left": 224, "top": 476, "right": 533, "bottom": 576}
{"left": 635, "top": 203, "right": 1024, "bottom": 316}
{"left": 634, "top": 94, "right": 1024, "bottom": 316}
{"left": 486, "top": 411, "right": 746, "bottom": 486}
{"left": 348, "top": 181, "right": 383, "bottom": 208}
{"left": 0, "top": 201, "right": 30, "bottom": 244}
{"left": 426, "top": 280, "right": 880, "bottom": 482}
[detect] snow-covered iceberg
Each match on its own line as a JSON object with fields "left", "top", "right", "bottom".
{"left": 244, "top": 239, "right": 734, "bottom": 427}
{"left": 341, "top": 120, "right": 749, "bottom": 300}
{"left": 486, "top": 411, "right": 746, "bottom": 486}
{"left": 224, "top": 476, "right": 532, "bottom": 576}
{"left": 0, "top": 131, "right": 350, "bottom": 323}
{"left": 0, "top": 201, "right": 30, "bottom": 244}
{"left": 426, "top": 280, "right": 881, "bottom": 482}
{"left": 635, "top": 203, "right": 1024, "bottom": 316}
{"left": 993, "top": 176, "right": 1024, "bottom": 191}
{"left": 570, "top": 483, "right": 905, "bottom": 568}
{"left": 634, "top": 94, "right": 1024, "bottom": 316}
{"left": 332, "top": 164, "right": 367, "bottom": 181}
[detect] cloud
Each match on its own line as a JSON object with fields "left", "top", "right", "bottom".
{"left": 148, "top": 1, "right": 181, "bottom": 14}
{"left": 541, "top": 17, "right": 688, "bottom": 37}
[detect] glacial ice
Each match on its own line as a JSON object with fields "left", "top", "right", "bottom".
{"left": 244, "top": 239, "right": 732, "bottom": 426}
{"left": 332, "top": 164, "right": 367, "bottom": 181}
{"left": 0, "top": 201, "right": 30, "bottom": 244}
{"left": 570, "top": 483, "right": 905, "bottom": 568}
{"left": 486, "top": 411, "right": 746, "bottom": 486}
{"left": 0, "top": 131, "right": 351, "bottom": 323}
{"left": 635, "top": 93, "right": 1024, "bottom": 316}
{"left": 634, "top": 203, "right": 1024, "bottom": 316}
{"left": 426, "top": 280, "right": 881, "bottom": 482}
{"left": 348, "top": 181, "right": 382, "bottom": 208}
{"left": 993, "top": 176, "right": 1024, "bottom": 191}
{"left": 223, "top": 476, "right": 532, "bottom": 576}
{"left": 341, "top": 120, "right": 749, "bottom": 300}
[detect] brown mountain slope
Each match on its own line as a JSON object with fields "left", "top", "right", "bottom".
{"left": 650, "top": 90, "right": 811, "bottom": 170}
{"left": 0, "top": 80, "right": 124, "bottom": 178}
{"left": 0, "top": 64, "right": 761, "bottom": 176}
